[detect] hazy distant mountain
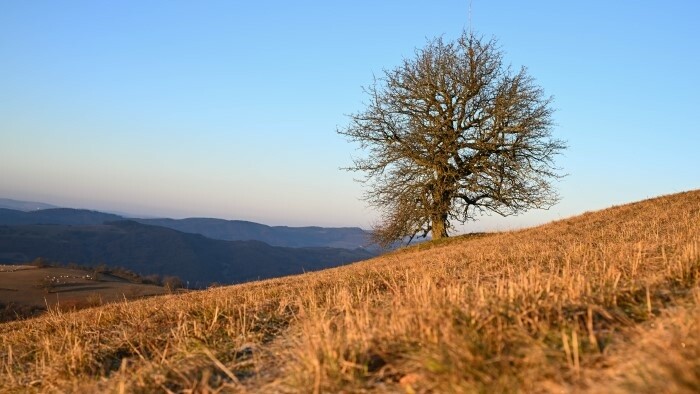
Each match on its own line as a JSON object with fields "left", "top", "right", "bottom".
{"left": 0, "top": 198, "right": 59, "bottom": 211}
{"left": 136, "top": 218, "right": 373, "bottom": 249}
{"left": 0, "top": 221, "right": 375, "bottom": 287}
{"left": 0, "top": 207, "right": 376, "bottom": 250}
{"left": 0, "top": 208, "right": 123, "bottom": 225}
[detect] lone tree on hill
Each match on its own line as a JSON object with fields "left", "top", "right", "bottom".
{"left": 339, "top": 31, "right": 565, "bottom": 246}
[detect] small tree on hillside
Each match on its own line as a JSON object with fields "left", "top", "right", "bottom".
{"left": 340, "top": 31, "right": 565, "bottom": 246}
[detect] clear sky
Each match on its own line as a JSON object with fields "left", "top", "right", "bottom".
{"left": 1, "top": 1, "right": 698, "bottom": 229}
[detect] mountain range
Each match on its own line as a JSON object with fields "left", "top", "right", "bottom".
{"left": 0, "top": 201, "right": 378, "bottom": 287}
{"left": 0, "top": 206, "right": 374, "bottom": 249}
{"left": 136, "top": 217, "right": 371, "bottom": 249}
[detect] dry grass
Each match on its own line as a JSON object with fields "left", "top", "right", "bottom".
{"left": 1, "top": 190, "right": 699, "bottom": 393}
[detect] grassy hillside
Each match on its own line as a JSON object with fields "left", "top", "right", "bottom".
{"left": 1, "top": 190, "right": 699, "bottom": 392}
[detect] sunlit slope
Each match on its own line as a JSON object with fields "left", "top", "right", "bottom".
{"left": 1, "top": 190, "right": 699, "bottom": 393}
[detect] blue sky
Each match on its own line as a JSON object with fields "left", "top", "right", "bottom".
{"left": 1, "top": 1, "right": 698, "bottom": 229}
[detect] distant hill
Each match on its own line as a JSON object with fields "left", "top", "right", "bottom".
{"left": 0, "top": 207, "right": 376, "bottom": 250}
{"left": 136, "top": 217, "right": 374, "bottom": 249}
{"left": 0, "top": 220, "right": 375, "bottom": 287}
{"left": 0, "top": 198, "right": 59, "bottom": 211}
{"left": 0, "top": 208, "right": 123, "bottom": 225}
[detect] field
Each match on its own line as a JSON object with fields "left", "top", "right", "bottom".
{"left": 1, "top": 190, "right": 699, "bottom": 392}
{"left": 0, "top": 265, "right": 167, "bottom": 322}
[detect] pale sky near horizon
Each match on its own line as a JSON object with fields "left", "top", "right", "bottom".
{"left": 1, "top": 1, "right": 698, "bottom": 230}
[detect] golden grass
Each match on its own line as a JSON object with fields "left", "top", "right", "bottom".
{"left": 1, "top": 190, "right": 699, "bottom": 393}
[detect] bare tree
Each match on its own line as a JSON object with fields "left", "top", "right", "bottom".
{"left": 339, "top": 31, "right": 565, "bottom": 246}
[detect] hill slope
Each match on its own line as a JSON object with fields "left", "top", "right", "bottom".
{"left": 0, "top": 220, "right": 374, "bottom": 287}
{"left": 1, "top": 190, "right": 699, "bottom": 392}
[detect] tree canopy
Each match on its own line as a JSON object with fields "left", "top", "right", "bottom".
{"left": 340, "top": 31, "right": 565, "bottom": 246}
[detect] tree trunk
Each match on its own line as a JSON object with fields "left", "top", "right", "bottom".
{"left": 431, "top": 214, "right": 448, "bottom": 240}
